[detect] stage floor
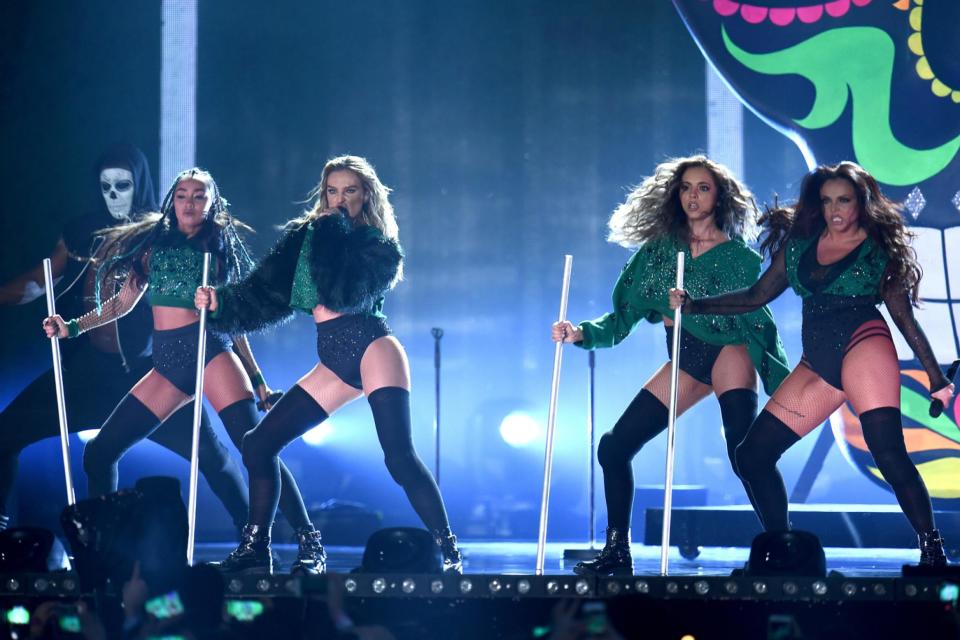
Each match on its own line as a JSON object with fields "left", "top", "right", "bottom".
{"left": 194, "top": 540, "right": 922, "bottom": 577}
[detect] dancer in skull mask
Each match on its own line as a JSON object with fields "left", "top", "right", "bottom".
{"left": 0, "top": 146, "right": 247, "bottom": 532}
{"left": 195, "top": 156, "right": 462, "bottom": 573}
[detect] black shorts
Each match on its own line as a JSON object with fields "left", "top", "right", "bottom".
{"left": 800, "top": 296, "right": 888, "bottom": 390}
{"left": 665, "top": 325, "right": 724, "bottom": 386}
{"left": 153, "top": 323, "right": 232, "bottom": 394}
{"left": 316, "top": 314, "right": 392, "bottom": 390}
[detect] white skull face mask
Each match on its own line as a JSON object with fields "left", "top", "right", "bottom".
{"left": 100, "top": 168, "right": 135, "bottom": 220}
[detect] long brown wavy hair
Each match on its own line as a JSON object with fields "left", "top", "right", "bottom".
{"left": 760, "top": 161, "right": 922, "bottom": 303}
{"left": 607, "top": 155, "right": 759, "bottom": 248}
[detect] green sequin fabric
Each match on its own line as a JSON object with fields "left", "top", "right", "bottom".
{"left": 578, "top": 235, "right": 789, "bottom": 394}
{"left": 148, "top": 241, "right": 217, "bottom": 309}
{"left": 785, "top": 234, "right": 888, "bottom": 299}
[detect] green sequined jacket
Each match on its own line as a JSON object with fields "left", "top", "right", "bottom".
{"left": 210, "top": 214, "right": 402, "bottom": 335}
{"left": 577, "top": 236, "right": 790, "bottom": 394}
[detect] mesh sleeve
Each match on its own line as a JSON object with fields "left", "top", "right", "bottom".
{"left": 687, "top": 249, "right": 789, "bottom": 315}
{"left": 75, "top": 276, "right": 146, "bottom": 334}
{"left": 882, "top": 282, "right": 950, "bottom": 392}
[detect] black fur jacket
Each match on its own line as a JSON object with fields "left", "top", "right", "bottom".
{"left": 209, "top": 213, "right": 402, "bottom": 335}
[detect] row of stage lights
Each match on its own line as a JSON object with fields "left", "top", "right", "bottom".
{"left": 0, "top": 572, "right": 949, "bottom": 604}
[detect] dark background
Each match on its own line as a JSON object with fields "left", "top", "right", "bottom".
{"left": 2, "top": 1, "right": 883, "bottom": 542}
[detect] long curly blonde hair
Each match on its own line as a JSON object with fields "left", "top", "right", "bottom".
{"left": 607, "top": 155, "right": 759, "bottom": 248}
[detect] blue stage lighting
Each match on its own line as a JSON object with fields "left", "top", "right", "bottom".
{"left": 303, "top": 422, "right": 333, "bottom": 447}
{"left": 499, "top": 412, "right": 542, "bottom": 447}
{"left": 77, "top": 430, "right": 99, "bottom": 443}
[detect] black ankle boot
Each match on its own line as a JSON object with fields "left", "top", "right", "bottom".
{"left": 434, "top": 527, "right": 463, "bottom": 573}
{"left": 919, "top": 529, "right": 947, "bottom": 567}
{"left": 290, "top": 526, "right": 327, "bottom": 576}
{"left": 215, "top": 524, "right": 272, "bottom": 573}
{"left": 574, "top": 528, "right": 633, "bottom": 576}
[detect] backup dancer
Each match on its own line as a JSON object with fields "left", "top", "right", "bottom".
{"left": 196, "top": 156, "right": 462, "bottom": 573}
{"left": 553, "top": 155, "right": 789, "bottom": 575}
{"left": 670, "top": 161, "right": 955, "bottom": 565}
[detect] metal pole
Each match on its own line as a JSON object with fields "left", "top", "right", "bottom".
{"left": 43, "top": 259, "right": 76, "bottom": 506}
{"left": 431, "top": 327, "right": 444, "bottom": 485}
{"left": 659, "top": 252, "right": 685, "bottom": 576}
{"left": 186, "top": 252, "right": 211, "bottom": 565}
{"left": 587, "top": 349, "right": 596, "bottom": 549}
{"left": 536, "top": 254, "right": 573, "bottom": 575}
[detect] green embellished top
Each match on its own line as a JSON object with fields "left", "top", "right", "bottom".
{"left": 784, "top": 234, "right": 888, "bottom": 299}
{"left": 577, "top": 235, "right": 790, "bottom": 394}
{"left": 289, "top": 222, "right": 385, "bottom": 316}
{"left": 149, "top": 241, "right": 219, "bottom": 309}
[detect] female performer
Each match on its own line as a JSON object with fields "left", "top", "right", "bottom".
{"left": 42, "top": 169, "right": 323, "bottom": 574}
{"left": 553, "top": 155, "right": 790, "bottom": 575}
{"left": 670, "top": 161, "right": 955, "bottom": 565}
{"left": 195, "top": 156, "right": 462, "bottom": 573}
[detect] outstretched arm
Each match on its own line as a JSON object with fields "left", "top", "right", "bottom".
{"left": 883, "top": 283, "right": 954, "bottom": 404}
{"left": 670, "top": 249, "right": 789, "bottom": 315}
{"left": 0, "top": 238, "right": 69, "bottom": 305}
{"left": 43, "top": 274, "right": 146, "bottom": 338}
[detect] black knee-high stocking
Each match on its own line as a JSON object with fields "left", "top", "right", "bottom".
{"left": 83, "top": 394, "right": 161, "bottom": 496}
{"left": 369, "top": 387, "right": 450, "bottom": 532}
{"left": 219, "top": 399, "right": 310, "bottom": 530}
{"left": 860, "top": 406, "right": 935, "bottom": 534}
{"left": 734, "top": 411, "right": 800, "bottom": 531}
{"left": 241, "top": 386, "right": 328, "bottom": 529}
{"left": 597, "top": 388, "right": 669, "bottom": 531}
{"left": 717, "top": 389, "right": 762, "bottom": 515}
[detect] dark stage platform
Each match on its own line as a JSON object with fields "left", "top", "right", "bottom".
{"left": 4, "top": 542, "right": 959, "bottom": 639}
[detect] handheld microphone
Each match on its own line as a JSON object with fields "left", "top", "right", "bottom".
{"left": 929, "top": 359, "right": 960, "bottom": 418}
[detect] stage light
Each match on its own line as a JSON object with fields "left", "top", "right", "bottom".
{"left": 361, "top": 528, "right": 440, "bottom": 573}
{"left": 430, "top": 579, "right": 444, "bottom": 594}
{"left": 606, "top": 581, "right": 621, "bottom": 595}
{"left": 256, "top": 579, "right": 271, "bottom": 593}
{"left": 575, "top": 579, "right": 590, "bottom": 595}
{"left": 841, "top": 582, "right": 857, "bottom": 597}
{"left": 812, "top": 580, "right": 828, "bottom": 596}
{"left": 372, "top": 578, "right": 387, "bottom": 594}
{"left": 635, "top": 580, "right": 650, "bottom": 594}
{"left": 77, "top": 429, "right": 99, "bottom": 442}
{"left": 5, "top": 578, "right": 19, "bottom": 591}
{"left": 694, "top": 580, "right": 709, "bottom": 595}
{"left": 227, "top": 579, "right": 242, "bottom": 593}
{"left": 302, "top": 422, "right": 334, "bottom": 447}
{"left": 499, "top": 412, "right": 542, "bottom": 447}
{"left": 666, "top": 581, "right": 679, "bottom": 594}
{"left": 873, "top": 583, "right": 888, "bottom": 597}
{"left": 782, "top": 581, "right": 798, "bottom": 596}
{"left": 904, "top": 584, "right": 918, "bottom": 597}
{"left": 344, "top": 578, "right": 358, "bottom": 593}
{"left": 546, "top": 580, "right": 559, "bottom": 594}
{"left": 459, "top": 578, "right": 473, "bottom": 594}
{"left": 401, "top": 578, "right": 416, "bottom": 594}
{"left": 753, "top": 581, "right": 768, "bottom": 595}
{"left": 489, "top": 578, "right": 502, "bottom": 593}
{"left": 745, "top": 531, "right": 826, "bottom": 577}
{"left": 517, "top": 579, "right": 531, "bottom": 595}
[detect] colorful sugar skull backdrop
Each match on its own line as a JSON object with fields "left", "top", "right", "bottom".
{"left": 673, "top": 0, "right": 960, "bottom": 505}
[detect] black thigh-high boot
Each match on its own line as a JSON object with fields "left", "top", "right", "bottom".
{"left": 220, "top": 386, "right": 328, "bottom": 575}
{"left": 218, "top": 399, "right": 310, "bottom": 531}
{"left": 147, "top": 403, "right": 249, "bottom": 531}
{"left": 860, "top": 406, "right": 945, "bottom": 566}
{"left": 734, "top": 411, "right": 800, "bottom": 532}
{"left": 717, "top": 389, "right": 763, "bottom": 520}
{"left": 83, "top": 394, "right": 161, "bottom": 496}
{"left": 368, "top": 386, "right": 461, "bottom": 572}
{"left": 575, "top": 388, "right": 669, "bottom": 576}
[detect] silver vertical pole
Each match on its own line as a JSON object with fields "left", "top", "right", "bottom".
{"left": 43, "top": 259, "right": 76, "bottom": 506}
{"left": 432, "top": 327, "right": 444, "bottom": 485}
{"left": 659, "top": 252, "right": 685, "bottom": 576}
{"left": 587, "top": 349, "right": 596, "bottom": 548}
{"left": 536, "top": 255, "right": 573, "bottom": 575}
{"left": 186, "top": 252, "right": 211, "bottom": 565}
